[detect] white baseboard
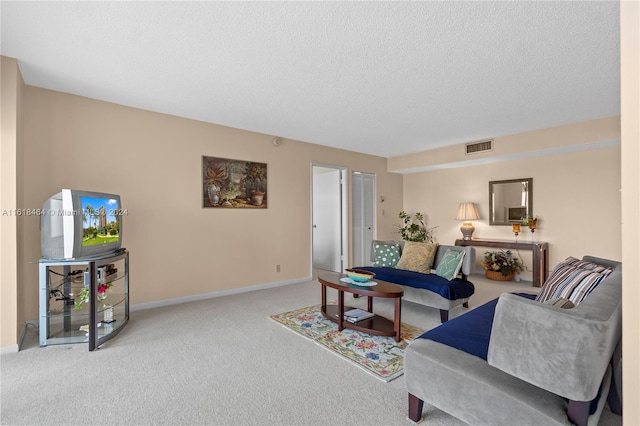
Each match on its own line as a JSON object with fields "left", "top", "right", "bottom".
{"left": 130, "top": 275, "right": 313, "bottom": 312}
{"left": 1, "top": 344, "right": 19, "bottom": 355}
{"left": 1, "top": 276, "right": 313, "bottom": 352}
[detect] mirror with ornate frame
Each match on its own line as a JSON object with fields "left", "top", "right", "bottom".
{"left": 489, "top": 178, "right": 533, "bottom": 225}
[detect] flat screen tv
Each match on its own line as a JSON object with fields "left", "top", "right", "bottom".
{"left": 40, "top": 189, "right": 123, "bottom": 259}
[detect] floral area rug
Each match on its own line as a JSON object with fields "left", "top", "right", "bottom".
{"left": 269, "top": 304, "right": 424, "bottom": 382}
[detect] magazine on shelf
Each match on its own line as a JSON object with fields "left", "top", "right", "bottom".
{"left": 343, "top": 308, "right": 375, "bottom": 323}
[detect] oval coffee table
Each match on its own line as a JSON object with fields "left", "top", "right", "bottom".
{"left": 318, "top": 271, "right": 404, "bottom": 342}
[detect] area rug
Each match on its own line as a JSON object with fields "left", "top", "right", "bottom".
{"left": 269, "top": 304, "right": 424, "bottom": 382}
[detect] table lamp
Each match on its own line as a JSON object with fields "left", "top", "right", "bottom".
{"left": 456, "top": 202, "right": 480, "bottom": 240}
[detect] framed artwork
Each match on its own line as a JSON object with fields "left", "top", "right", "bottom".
{"left": 202, "top": 156, "right": 267, "bottom": 208}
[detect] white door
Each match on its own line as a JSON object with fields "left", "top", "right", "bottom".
{"left": 312, "top": 168, "right": 342, "bottom": 272}
{"left": 352, "top": 172, "right": 375, "bottom": 266}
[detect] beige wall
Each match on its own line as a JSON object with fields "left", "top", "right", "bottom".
{"left": 400, "top": 120, "right": 621, "bottom": 278}
{"left": 621, "top": 1, "right": 639, "bottom": 423}
{"left": 388, "top": 117, "right": 619, "bottom": 174}
{"left": 16, "top": 86, "right": 403, "bottom": 326}
{"left": 1, "top": 56, "right": 24, "bottom": 350}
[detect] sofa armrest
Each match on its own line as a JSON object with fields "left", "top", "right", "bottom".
{"left": 487, "top": 292, "right": 621, "bottom": 401}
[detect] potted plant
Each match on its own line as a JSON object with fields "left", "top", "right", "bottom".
{"left": 398, "top": 211, "right": 438, "bottom": 243}
{"left": 482, "top": 250, "right": 523, "bottom": 281}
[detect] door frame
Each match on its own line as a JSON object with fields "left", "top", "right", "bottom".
{"left": 351, "top": 170, "right": 376, "bottom": 267}
{"left": 311, "top": 163, "right": 348, "bottom": 274}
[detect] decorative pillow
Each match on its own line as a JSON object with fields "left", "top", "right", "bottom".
{"left": 435, "top": 249, "right": 466, "bottom": 281}
{"left": 558, "top": 256, "right": 614, "bottom": 276}
{"left": 543, "top": 297, "right": 575, "bottom": 309}
{"left": 535, "top": 259, "right": 612, "bottom": 305}
{"left": 395, "top": 241, "right": 438, "bottom": 274}
{"left": 373, "top": 242, "right": 402, "bottom": 267}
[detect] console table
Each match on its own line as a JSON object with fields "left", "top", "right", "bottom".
{"left": 455, "top": 239, "right": 549, "bottom": 287}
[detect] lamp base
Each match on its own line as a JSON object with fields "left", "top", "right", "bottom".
{"left": 460, "top": 222, "right": 475, "bottom": 240}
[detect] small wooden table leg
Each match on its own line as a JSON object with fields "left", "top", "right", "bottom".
{"left": 367, "top": 295, "right": 373, "bottom": 312}
{"left": 394, "top": 296, "right": 402, "bottom": 342}
{"left": 337, "top": 290, "right": 344, "bottom": 331}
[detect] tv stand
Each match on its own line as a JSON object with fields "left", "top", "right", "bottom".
{"left": 38, "top": 250, "right": 129, "bottom": 350}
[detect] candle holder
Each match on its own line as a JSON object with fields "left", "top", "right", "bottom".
{"left": 528, "top": 218, "right": 538, "bottom": 241}
{"left": 512, "top": 223, "right": 521, "bottom": 242}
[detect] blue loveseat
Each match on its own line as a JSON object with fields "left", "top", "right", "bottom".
{"left": 355, "top": 242, "right": 475, "bottom": 322}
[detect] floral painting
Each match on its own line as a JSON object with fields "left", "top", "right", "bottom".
{"left": 202, "top": 156, "right": 267, "bottom": 208}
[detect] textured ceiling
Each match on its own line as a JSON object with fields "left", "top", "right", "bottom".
{"left": 1, "top": 1, "right": 620, "bottom": 158}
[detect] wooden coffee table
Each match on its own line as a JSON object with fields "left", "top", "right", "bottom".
{"left": 318, "top": 271, "right": 404, "bottom": 342}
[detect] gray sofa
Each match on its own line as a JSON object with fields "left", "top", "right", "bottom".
{"left": 356, "top": 243, "right": 476, "bottom": 322}
{"left": 404, "top": 255, "right": 622, "bottom": 426}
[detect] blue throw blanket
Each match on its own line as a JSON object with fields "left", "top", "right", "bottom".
{"left": 418, "top": 293, "right": 536, "bottom": 361}
{"left": 354, "top": 266, "right": 475, "bottom": 300}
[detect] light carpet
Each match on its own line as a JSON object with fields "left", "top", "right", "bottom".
{"left": 269, "top": 304, "right": 424, "bottom": 382}
{"left": 2, "top": 275, "right": 621, "bottom": 425}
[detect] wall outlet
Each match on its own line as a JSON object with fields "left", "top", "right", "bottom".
{"left": 276, "top": 264, "right": 281, "bottom": 272}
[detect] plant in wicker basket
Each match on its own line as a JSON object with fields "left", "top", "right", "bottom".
{"left": 482, "top": 250, "right": 523, "bottom": 280}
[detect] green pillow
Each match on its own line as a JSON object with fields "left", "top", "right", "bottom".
{"left": 373, "top": 242, "right": 401, "bottom": 267}
{"left": 435, "top": 249, "right": 466, "bottom": 281}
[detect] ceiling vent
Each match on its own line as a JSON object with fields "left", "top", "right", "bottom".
{"left": 465, "top": 139, "right": 493, "bottom": 155}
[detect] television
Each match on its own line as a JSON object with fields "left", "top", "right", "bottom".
{"left": 507, "top": 206, "right": 527, "bottom": 222}
{"left": 40, "top": 189, "right": 123, "bottom": 259}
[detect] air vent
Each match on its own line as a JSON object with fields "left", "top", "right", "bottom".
{"left": 465, "top": 139, "right": 493, "bottom": 155}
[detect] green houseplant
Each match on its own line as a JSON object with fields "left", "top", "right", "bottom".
{"left": 482, "top": 250, "right": 523, "bottom": 280}
{"left": 398, "top": 211, "right": 437, "bottom": 243}
{"left": 521, "top": 215, "right": 539, "bottom": 229}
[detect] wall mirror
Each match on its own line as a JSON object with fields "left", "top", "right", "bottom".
{"left": 489, "top": 178, "right": 533, "bottom": 225}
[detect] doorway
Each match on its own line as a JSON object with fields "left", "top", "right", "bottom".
{"left": 351, "top": 171, "right": 376, "bottom": 267}
{"left": 312, "top": 165, "right": 347, "bottom": 273}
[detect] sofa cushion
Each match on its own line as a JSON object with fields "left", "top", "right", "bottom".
{"left": 435, "top": 248, "right": 465, "bottom": 281}
{"left": 355, "top": 266, "right": 474, "bottom": 300}
{"left": 395, "top": 241, "right": 438, "bottom": 273}
{"left": 419, "top": 293, "right": 536, "bottom": 360}
{"left": 372, "top": 241, "right": 402, "bottom": 267}
{"left": 419, "top": 292, "right": 602, "bottom": 416}
{"left": 536, "top": 258, "right": 612, "bottom": 305}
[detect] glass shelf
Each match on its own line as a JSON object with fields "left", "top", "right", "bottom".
{"left": 39, "top": 250, "right": 129, "bottom": 350}
{"left": 43, "top": 310, "right": 127, "bottom": 346}
{"left": 46, "top": 291, "right": 126, "bottom": 317}
{"left": 43, "top": 270, "right": 126, "bottom": 291}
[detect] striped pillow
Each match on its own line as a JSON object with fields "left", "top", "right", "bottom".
{"left": 536, "top": 258, "right": 612, "bottom": 305}
{"left": 543, "top": 297, "right": 575, "bottom": 309}
{"left": 560, "top": 256, "right": 614, "bottom": 276}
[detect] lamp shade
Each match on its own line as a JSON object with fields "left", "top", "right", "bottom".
{"left": 455, "top": 203, "right": 480, "bottom": 221}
